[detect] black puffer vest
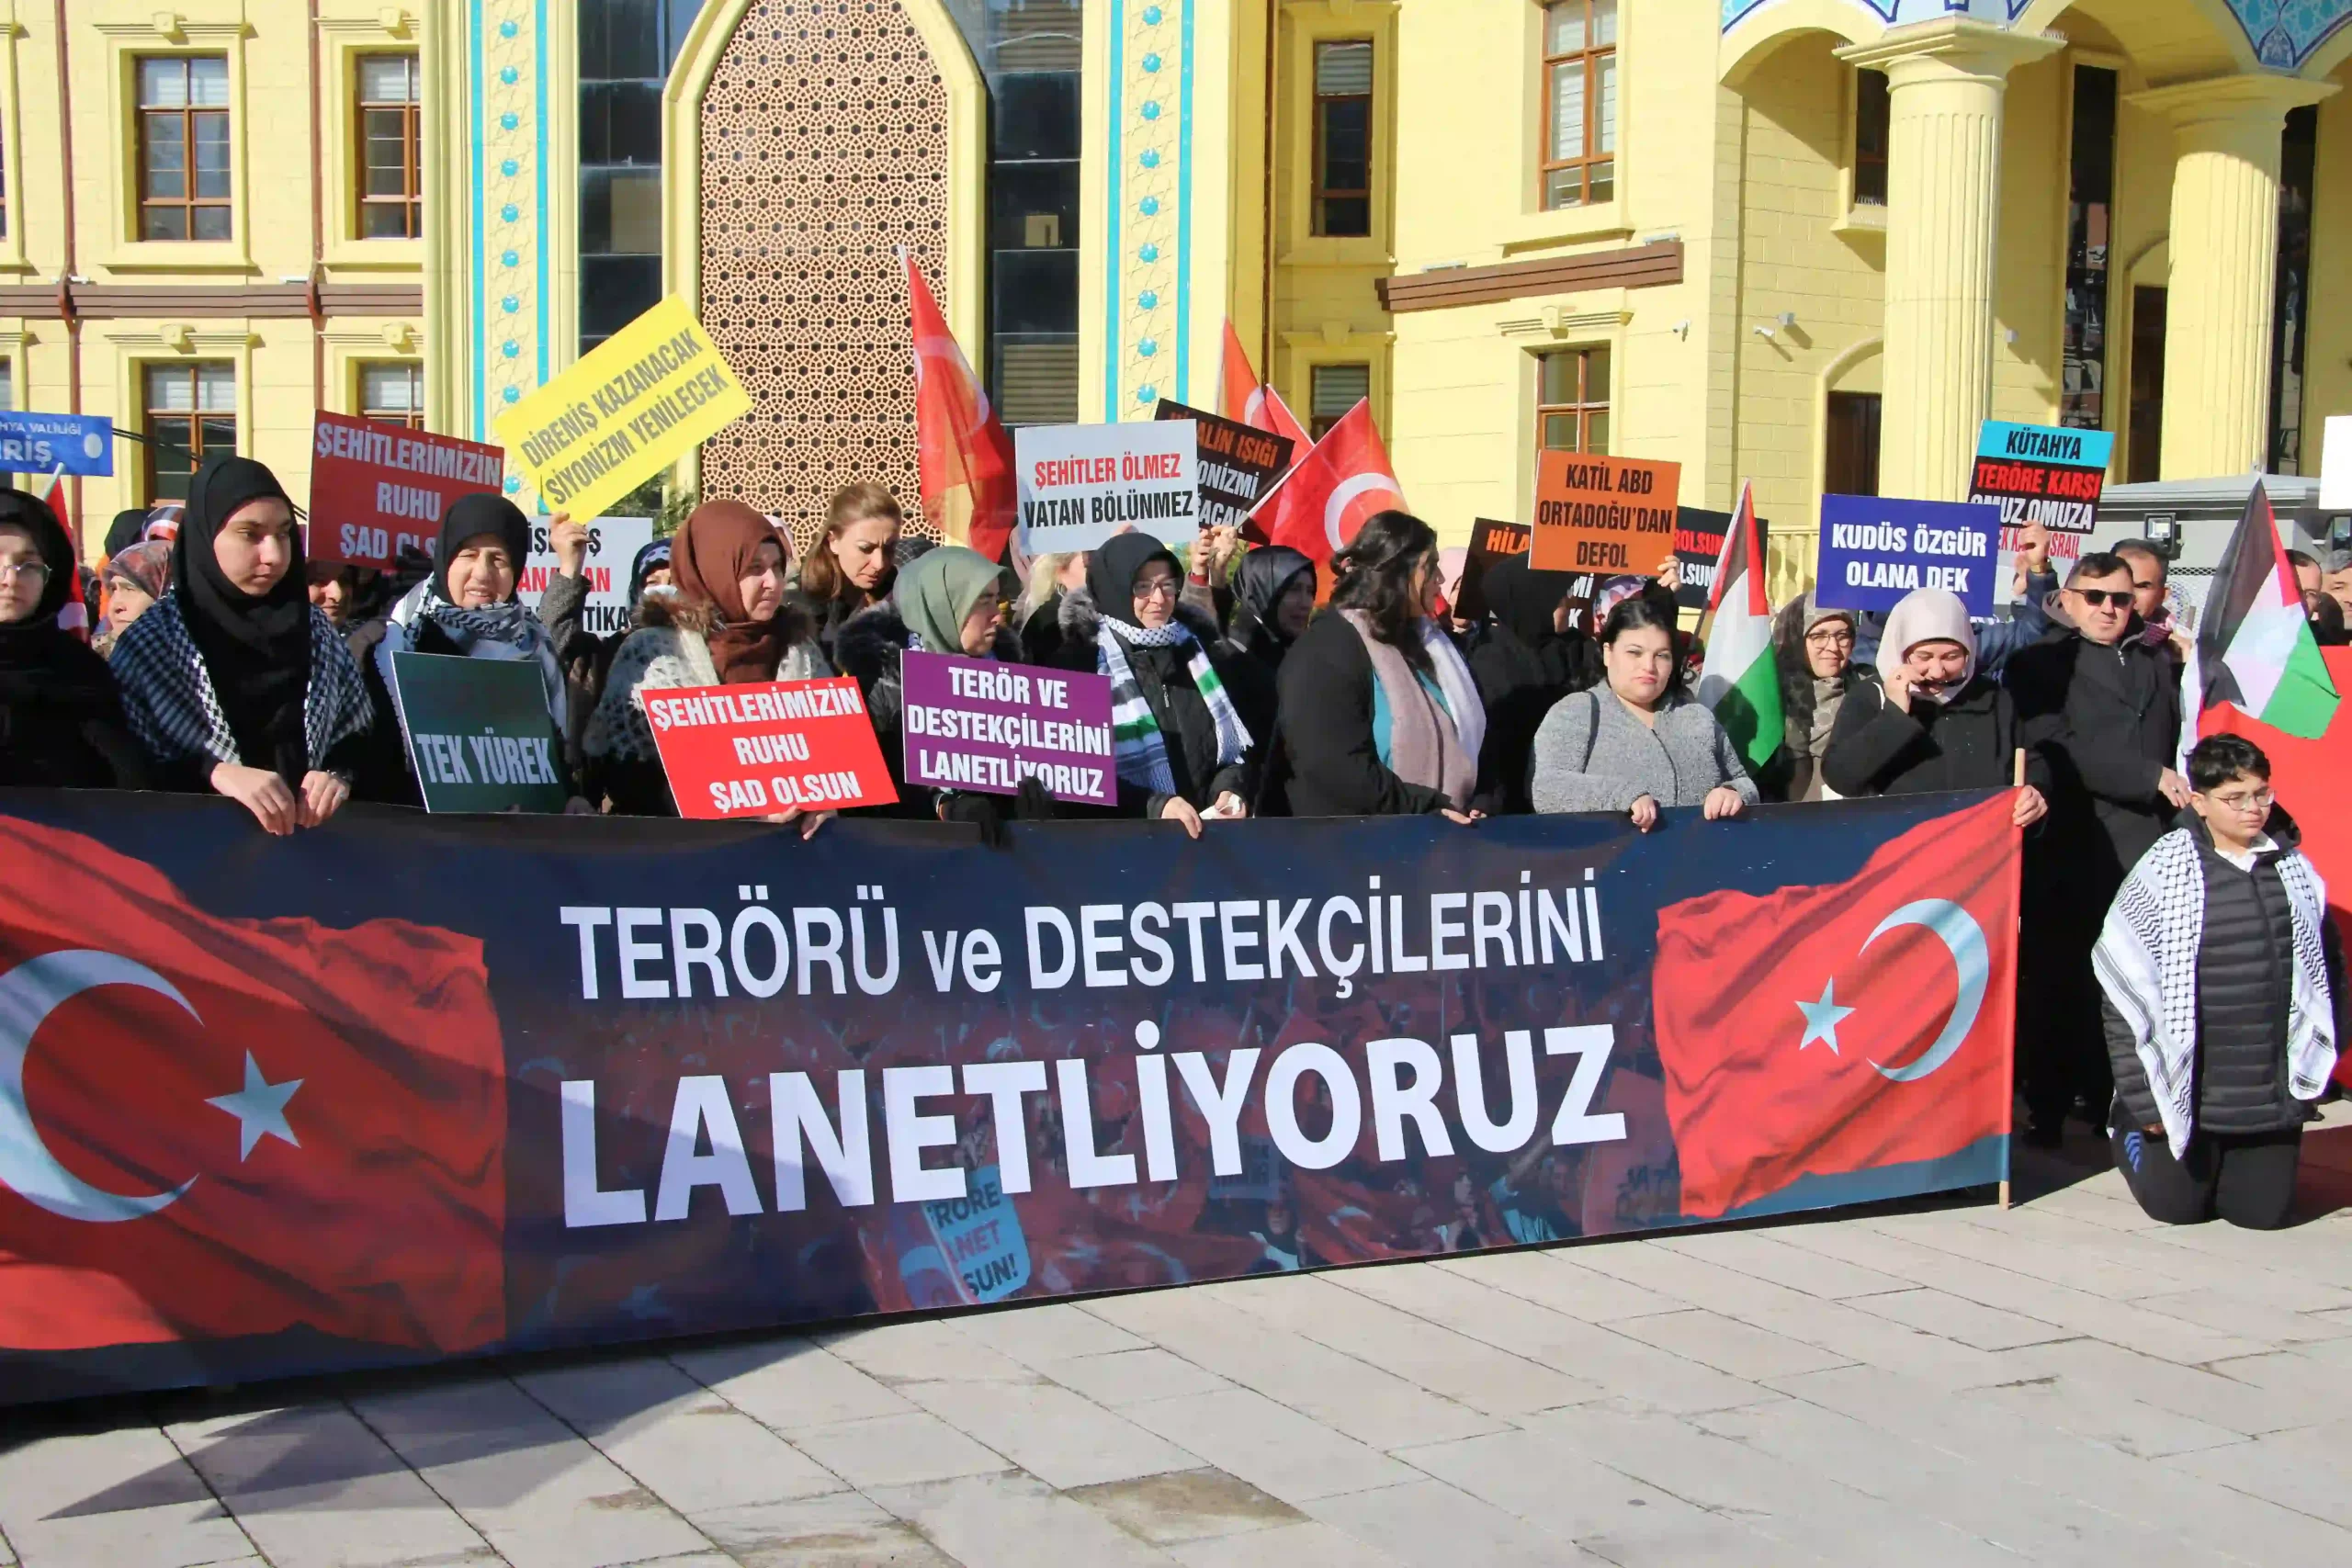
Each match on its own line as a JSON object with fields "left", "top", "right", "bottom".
{"left": 2191, "top": 812, "right": 2303, "bottom": 1136}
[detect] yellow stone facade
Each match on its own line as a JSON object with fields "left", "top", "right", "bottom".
{"left": 0, "top": 1, "right": 434, "bottom": 556}
{"left": 6, "top": 0, "right": 2346, "bottom": 591}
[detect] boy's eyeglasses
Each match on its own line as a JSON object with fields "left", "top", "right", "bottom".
{"left": 2203, "top": 789, "right": 2274, "bottom": 814}
{"left": 2071, "top": 589, "right": 2133, "bottom": 609}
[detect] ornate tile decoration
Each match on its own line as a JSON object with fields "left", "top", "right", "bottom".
{"left": 469, "top": 0, "right": 548, "bottom": 497}
{"left": 1103, "top": 0, "right": 1194, "bottom": 422}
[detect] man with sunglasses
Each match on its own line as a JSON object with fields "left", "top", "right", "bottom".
{"left": 2006, "top": 552, "right": 2188, "bottom": 1148}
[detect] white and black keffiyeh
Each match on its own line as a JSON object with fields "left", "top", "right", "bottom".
{"left": 2094, "top": 828, "right": 2337, "bottom": 1157}
{"left": 111, "top": 591, "right": 371, "bottom": 774}
{"left": 1093, "top": 613, "right": 1252, "bottom": 798}
{"left": 377, "top": 580, "right": 568, "bottom": 731}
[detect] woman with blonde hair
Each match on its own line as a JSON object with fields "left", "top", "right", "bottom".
{"left": 1016, "top": 549, "right": 1091, "bottom": 666}
{"left": 791, "top": 480, "right": 903, "bottom": 662}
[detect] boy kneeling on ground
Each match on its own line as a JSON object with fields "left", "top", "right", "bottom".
{"left": 2096, "top": 734, "right": 2345, "bottom": 1229}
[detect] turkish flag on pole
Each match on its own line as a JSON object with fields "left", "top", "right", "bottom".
{"left": 1219, "top": 320, "right": 1260, "bottom": 425}
{"left": 904, "top": 251, "right": 1017, "bottom": 565}
{"left": 1652, "top": 795, "right": 2020, "bottom": 1218}
{"left": 1249, "top": 400, "right": 1403, "bottom": 565}
{"left": 0, "top": 815, "right": 506, "bottom": 1354}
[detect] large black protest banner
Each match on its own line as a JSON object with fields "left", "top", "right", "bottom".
{"left": 0, "top": 790, "right": 2018, "bottom": 1403}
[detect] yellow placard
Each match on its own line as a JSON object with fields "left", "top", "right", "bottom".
{"left": 492, "top": 295, "right": 752, "bottom": 519}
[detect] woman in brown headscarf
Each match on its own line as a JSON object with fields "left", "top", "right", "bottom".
{"left": 582, "top": 499, "right": 830, "bottom": 818}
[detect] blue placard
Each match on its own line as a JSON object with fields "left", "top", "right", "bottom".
{"left": 0, "top": 412, "right": 115, "bottom": 477}
{"left": 1816, "top": 495, "right": 2000, "bottom": 616}
{"left": 1973, "top": 420, "right": 2115, "bottom": 469}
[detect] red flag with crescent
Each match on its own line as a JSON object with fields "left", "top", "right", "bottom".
{"left": 0, "top": 815, "right": 506, "bottom": 1354}
{"left": 1652, "top": 794, "right": 2020, "bottom": 1218}
{"left": 1249, "top": 400, "right": 1401, "bottom": 567}
{"left": 904, "top": 252, "right": 1017, "bottom": 565}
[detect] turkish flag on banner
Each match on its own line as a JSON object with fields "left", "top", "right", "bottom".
{"left": 1250, "top": 400, "right": 1402, "bottom": 565}
{"left": 1652, "top": 795, "right": 2020, "bottom": 1218}
{"left": 0, "top": 815, "right": 506, "bottom": 1354}
{"left": 904, "top": 251, "right": 1018, "bottom": 565}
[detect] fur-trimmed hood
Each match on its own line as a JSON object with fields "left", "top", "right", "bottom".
{"left": 1057, "top": 586, "right": 1222, "bottom": 652}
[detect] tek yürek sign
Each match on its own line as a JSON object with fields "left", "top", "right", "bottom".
{"left": 386, "top": 653, "right": 570, "bottom": 815}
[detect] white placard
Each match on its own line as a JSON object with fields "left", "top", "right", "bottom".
{"left": 1014, "top": 421, "right": 1200, "bottom": 552}
{"left": 2323, "top": 415, "right": 2352, "bottom": 511}
{"left": 516, "top": 514, "right": 657, "bottom": 641}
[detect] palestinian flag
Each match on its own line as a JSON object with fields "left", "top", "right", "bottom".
{"left": 2188, "top": 480, "right": 2338, "bottom": 743}
{"left": 1696, "top": 482, "right": 1781, "bottom": 773}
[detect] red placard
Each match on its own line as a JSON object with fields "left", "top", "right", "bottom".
{"left": 645, "top": 677, "right": 899, "bottom": 819}
{"left": 308, "top": 412, "right": 506, "bottom": 570}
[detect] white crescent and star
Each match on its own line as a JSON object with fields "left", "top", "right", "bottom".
{"left": 1324, "top": 474, "right": 1403, "bottom": 551}
{"left": 0, "top": 949, "right": 302, "bottom": 1224}
{"left": 1792, "top": 899, "right": 1989, "bottom": 1083}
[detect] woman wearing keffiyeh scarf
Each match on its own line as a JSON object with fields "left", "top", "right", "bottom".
{"left": 356, "top": 492, "right": 575, "bottom": 807}
{"left": 1056, "top": 532, "right": 1253, "bottom": 837}
{"left": 109, "top": 455, "right": 373, "bottom": 834}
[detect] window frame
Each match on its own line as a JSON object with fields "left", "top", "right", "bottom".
{"left": 141, "top": 360, "right": 238, "bottom": 503}
{"left": 1310, "top": 39, "right": 1374, "bottom": 240}
{"left": 355, "top": 52, "right": 423, "bottom": 242}
{"left": 1533, "top": 345, "right": 1611, "bottom": 462}
{"left": 356, "top": 360, "right": 427, "bottom": 430}
{"left": 134, "top": 54, "right": 234, "bottom": 244}
{"left": 1308, "top": 361, "right": 1373, "bottom": 439}
{"left": 1851, "top": 68, "right": 1890, "bottom": 209}
{"left": 1539, "top": 0, "right": 1617, "bottom": 213}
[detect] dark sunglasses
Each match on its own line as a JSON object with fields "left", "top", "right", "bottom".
{"left": 2072, "top": 588, "right": 2134, "bottom": 609}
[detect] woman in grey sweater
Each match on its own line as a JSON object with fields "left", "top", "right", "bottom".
{"left": 1531, "top": 596, "right": 1757, "bottom": 829}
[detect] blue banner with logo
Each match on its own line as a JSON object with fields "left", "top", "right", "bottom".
{"left": 0, "top": 412, "right": 115, "bottom": 478}
{"left": 0, "top": 789, "right": 2019, "bottom": 1404}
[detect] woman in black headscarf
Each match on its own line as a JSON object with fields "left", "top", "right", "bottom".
{"left": 0, "top": 490, "right": 150, "bottom": 789}
{"left": 1213, "top": 546, "right": 1316, "bottom": 750}
{"left": 110, "top": 456, "right": 372, "bottom": 833}
{"left": 356, "top": 492, "right": 572, "bottom": 807}
{"left": 1464, "top": 553, "right": 1600, "bottom": 815}
{"left": 1056, "top": 531, "right": 1256, "bottom": 835}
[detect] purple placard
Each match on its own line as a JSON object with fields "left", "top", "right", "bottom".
{"left": 900, "top": 649, "right": 1118, "bottom": 806}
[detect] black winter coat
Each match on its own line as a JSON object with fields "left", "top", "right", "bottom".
{"left": 1053, "top": 590, "right": 1250, "bottom": 817}
{"left": 1261, "top": 610, "right": 1456, "bottom": 818}
{"left": 1461, "top": 621, "right": 1600, "bottom": 816}
{"left": 0, "top": 658, "right": 151, "bottom": 791}
{"left": 2107, "top": 811, "right": 2345, "bottom": 1138}
{"left": 1819, "top": 674, "right": 2047, "bottom": 800}
{"left": 835, "top": 604, "right": 1029, "bottom": 820}
{"left": 2007, "top": 631, "right": 2181, "bottom": 901}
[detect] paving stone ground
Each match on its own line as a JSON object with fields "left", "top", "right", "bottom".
{"left": 6, "top": 1106, "right": 2350, "bottom": 1567}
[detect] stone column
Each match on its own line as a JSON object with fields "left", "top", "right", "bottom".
{"left": 1838, "top": 22, "right": 2059, "bottom": 502}
{"left": 2131, "top": 75, "right": 2338, "bottom": 479}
